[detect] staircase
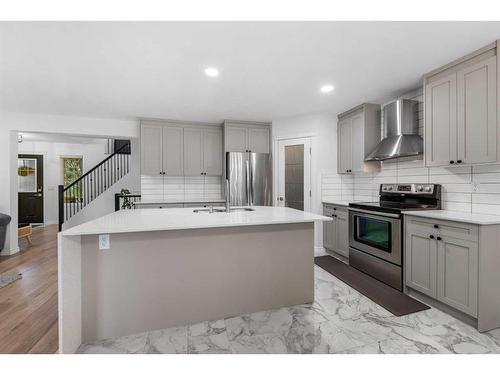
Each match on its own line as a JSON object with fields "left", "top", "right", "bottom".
{"left": 58, "top": 142, "right": 131, "bottom": 231}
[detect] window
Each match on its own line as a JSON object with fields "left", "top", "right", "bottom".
{"left": 18, "top": 158, "right": 37, "bottom": 193}
{"left": 61, "top": 157, "right": 83, "bottom": 202}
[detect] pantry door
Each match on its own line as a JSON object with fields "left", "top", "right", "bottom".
{"left": 276, "top": 137, "right": 311, "bottom": 211}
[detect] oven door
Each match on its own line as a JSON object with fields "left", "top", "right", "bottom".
{"left": 348, "top": 208, "right": 401, "bottom": 265}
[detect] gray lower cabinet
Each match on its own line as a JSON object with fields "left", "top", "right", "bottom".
{"left": 437, "top": 236, "right": 478, "bottom": 317}
{"left": 405, "top": 216, "right": 478, "bottom": 317}
{"left": 405, "top": 229, "right": 438, "bottom": 298}
{"left": 323, "top": 204, "right": 349, "bottom": 259}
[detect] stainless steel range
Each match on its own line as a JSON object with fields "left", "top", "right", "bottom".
{"left": 348, "top": 183, "right": 442, "bottom": 291}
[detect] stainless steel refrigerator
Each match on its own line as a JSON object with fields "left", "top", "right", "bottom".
{"left": 226, "top": 152, "right": 272, "bottom": 206}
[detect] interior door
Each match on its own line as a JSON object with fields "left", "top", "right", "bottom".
{"left": 18, "top": 154, "right": 44, "bottom": 224}
{"left": 277, "top": 137, "right": 311, "bottom": 211}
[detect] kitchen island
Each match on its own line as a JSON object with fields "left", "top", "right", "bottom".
{"left": 58, "top": 206, "right": 331, "bottom": 353}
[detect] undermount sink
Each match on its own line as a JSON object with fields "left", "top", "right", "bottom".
{"left": 192, "top": 207, "right": 255, "bottom": 213}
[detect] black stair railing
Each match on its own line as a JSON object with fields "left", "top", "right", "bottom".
{"left": 58, "top": 142, "right": 131, "bottom": 231}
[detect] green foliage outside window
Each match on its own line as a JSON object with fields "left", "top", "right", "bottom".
{"left": 63, "top": 157, "right": 83, "bottom": 202}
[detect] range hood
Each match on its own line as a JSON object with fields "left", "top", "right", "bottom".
{"left": 365, "top": 99, "right": 422, "bottom": 161}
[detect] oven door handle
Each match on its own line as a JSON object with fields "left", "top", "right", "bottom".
{"left": 348, "top": 207, "right": 401, "bottom": 219}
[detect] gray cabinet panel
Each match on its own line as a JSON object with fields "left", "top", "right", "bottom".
{"left": 225, "top": 126, "right": 248, "bottom": 152}
{"left": 203, "top": 129, "right": 223, "bottom": 175}
{"left": 424, "top": 73, "right": 457, "bottom": 167}
{"left": 183, "top": 128, "right": 204, "bottom": 176}
{"left": 141, "top": 123, "right": 163, "bottom": 176}
{"left": 337, "top": 119, "right": 351, "bottom": 174}
{"left": 323, "top": 207, "right": 335, "bottom": 251}
{"left": 334, "top": 209, "right": 349, "bottom": 257}
{"left": 405, "top": 228, "right": 438, "bottom": 298}
{"left": 248, "top": 127, "right": 270, "bottom": 153}
{"left": 457, "top": 55, "right": 497, "bottom": 165}
{"left": 162, "top": 126, "right": 184, "bottom": 176}
{"left": 350, "top": 114, "right": 364, "bottom": 173}
{"left": 437, "top": 236, "right": 478, "bottom": 317}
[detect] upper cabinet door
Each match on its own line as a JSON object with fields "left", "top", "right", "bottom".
{"left": 203, "top": 128, "right": 223, "bottom": 175}
{"left": 141, "top": 123, "right": 163, "bottom": 176}
{"left": 425, "top": 72, "right": 457, "bottom": 167}
{"left": 225, "top": 126, "right": 248, "bottom": 152}
{"left": 248, "top": 127, "right": 270, "bottom": 153}
{"left": 337, "top": 119, "right": 352, "bottom": 174}
{"left": 183, "top": 128, "right": 204, "bottom": 176}
{"left": 457, "top": 56, "right": 497, "bottom": 165}
{"left": 162, "top": 126, "right": 184, "bottom": 176}
{"left": 350, "top": 113, "right": 365, "bottom": 173}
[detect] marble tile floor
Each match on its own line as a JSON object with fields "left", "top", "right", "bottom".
{"left": 77, "top": 265, "right": 500, "bottom": 354}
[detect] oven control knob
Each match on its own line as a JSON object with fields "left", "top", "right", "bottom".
{"left": 387, "top": 186, "right": 393, "bottom": 191}
{"left": 417, "top": 185, "right": 423, "bottom": 192}
{"left": 425, "top": 186, "right": 432, "bottom": 193}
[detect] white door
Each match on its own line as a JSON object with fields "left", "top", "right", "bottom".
{"left": 277, "top": 137, "right": 311, "bottom": 211}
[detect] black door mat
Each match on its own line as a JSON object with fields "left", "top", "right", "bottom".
{"left": 315, "top": 255, "right": 429, "bottom": 317}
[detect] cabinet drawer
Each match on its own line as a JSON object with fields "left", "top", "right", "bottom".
{"left": 406, "top": 216, "right": 478, "bottom": 243}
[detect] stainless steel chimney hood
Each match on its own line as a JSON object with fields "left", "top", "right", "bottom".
{"left": 365, "top": 99, "right": 422, "bottom": 161}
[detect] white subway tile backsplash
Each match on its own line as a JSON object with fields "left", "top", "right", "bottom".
{"left": 141, "top": 175, "right": 223, "bottom": 201}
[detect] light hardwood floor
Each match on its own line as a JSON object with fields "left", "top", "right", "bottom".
{"left": 0, "top": 225, "right": 58, "bottom": 354}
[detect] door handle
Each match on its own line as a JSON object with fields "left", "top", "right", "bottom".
{"left": 279, "top": 197, "right": 284, "bottom": 201}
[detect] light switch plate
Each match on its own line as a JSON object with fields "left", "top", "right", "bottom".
{"left": 99, "top": 234, "right": 110, "bottom": 250}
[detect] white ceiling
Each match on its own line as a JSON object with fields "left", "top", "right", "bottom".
{"left": 1, "top": 22, "right": 500, "bottom": 123}
{"left": 19, "top": 132, "right": 109, "bottom": 144}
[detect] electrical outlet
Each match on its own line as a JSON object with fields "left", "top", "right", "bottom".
{"left": 99, "top": 234, "right": 110, "bottom": 250}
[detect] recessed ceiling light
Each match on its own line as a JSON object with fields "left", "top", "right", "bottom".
{"left": 204, "top": 67, "right": 219, "bottom": 77}
{"left": 320, "top": 84, "right": 334, "bottom": 93}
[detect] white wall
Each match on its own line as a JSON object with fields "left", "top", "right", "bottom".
{"left": 272, "top": 114, "right": 337, "bottom": 254}
{"left": 0, "top": 111, "right": 140, "bottom": 255}
{"left": 18, "top": 140, "right": 109, "bottom": 224}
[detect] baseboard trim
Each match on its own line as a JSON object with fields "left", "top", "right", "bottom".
{"left": 314, "top": 246, "right": 327, "bottom": 257}
{"left": 0, "top": 246, "right": 20, "bottom": 256}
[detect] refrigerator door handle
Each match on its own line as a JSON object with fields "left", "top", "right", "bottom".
{"left": 246, "top": 158, "right": 251, "bottom": 206}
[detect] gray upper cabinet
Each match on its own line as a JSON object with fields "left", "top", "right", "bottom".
{"left": 424, "top": 72, "right": 457, "bottom": 167}
{"left": 337, "top": 104, "right": 381, "bottom": 174}
{"left": 183, "top": 128, "right": 204, "bottom": 176}
{"left": 224, "top": 121, "right": 271, "bottom": 154}
{"left": 424, "top": 42, "right": 498, "bottom": 167}
{"left": 141, "top": 121, "right": 223, "bottom": 177}
{"left": 162, "top": 126, "right": 184, "bottom": 175}
{"left": 141, "top": 123, "right": 163, "bottom": 176}
{"left": 203, "top": 128, "right": 223, "bottom": 175}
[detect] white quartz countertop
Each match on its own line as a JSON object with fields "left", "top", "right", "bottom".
{"left": 61, "top": 206, "right": 332, "bottom": 236}
{"left": 134, "top": 198, "right": 225, "bottom": 205}
{"left": 404, "top": 210, "right": 500, "bottom": 225}
{"left": 322, "top": 200, "right": 353, "bottom": 207}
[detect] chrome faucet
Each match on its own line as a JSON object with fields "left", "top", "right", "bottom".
{"left": 225, "top": 179, "right": 230, "bottom": 213}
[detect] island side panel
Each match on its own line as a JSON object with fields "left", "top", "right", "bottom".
{"left": 57, "top": 233, "right": 82, "bottom": 354}
{"left": 478, "top": 224, "right": 500, "bottom": 332}
{"left": 80, "top": 222, "right": 314, "bottom": 342}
